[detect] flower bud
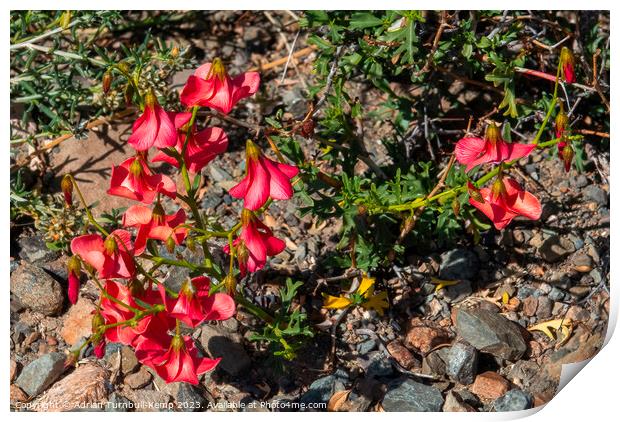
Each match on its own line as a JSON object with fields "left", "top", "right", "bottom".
{"left": 67, "top": 256, "right": 82, "bottom": 305}
{"left": 207, "top": 57, "right": 227, "bottom": 82}
{"left": 103, "top": 236, "right": 117, "bottom": 255}
{"left": 451, "top": 198, "right": 460, "bottom": 217}
{"left": 561, "top": 143, "right": 574, "bottom": 173}
{"left": 165, "top": 236, "right": 176, "bottom": 254}
{"left": 102, "top": 70, "right": 112, "bottom": 94}
{"left": 560, "top": 47, "right": 576, "bottom": 84}
{"left": 490, "top": 178, "right": 507, "bottom": 201}
{"left": 152, "top": 202, "right": 165, "bottom": 224}
{"left": 61, "top": 174, "right": 73, "bottom": 206}
{"left": 124, "top": 83, "right": 134, "bottom": 105}
{"left": 128, "top": 278, "right": 145, "bottom": 297}
{"left": 91, "top": 311, "right": 105, "bottom": 334}
{"left": 467, "top": 182, "right": 484, "bottom": 203}
{"left": 485, "top": 123, "right": 502, "bottom": 144}
{"left": 117, "top": 62, "right": 130, "bottom": 75}
{"left": 171, "top": 46, "right": 179, "bottom": 58}
{"left": 555, "top": 105, "right": 569, "bottom": 139}
{"left": 300, "top": 119, "right": 315, "bottom": 138}
{"left": 223, "top": 273, "right": 237, "bottom": 295}
{"left": 93, "top": 340, "right": 106, "bottom": 359}
{"left": 186, "top": 236, "right": 196, "bottom": 252}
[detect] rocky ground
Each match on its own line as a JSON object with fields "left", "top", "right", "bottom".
{"left": 10, "top": 11, "right": 610, "bottom": 412}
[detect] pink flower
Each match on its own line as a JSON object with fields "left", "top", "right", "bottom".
{"left": 122, "top": 203, "right": 187, "bottom": 255}
{"left": 107, "top": 155, "right": 176, "bottom": 204}
{"left": 93, "top": 340, "right": 106, "bottom": 359}
{"left": 128, "top": 91, "right": 176, "bottom": 151}
{"left": 224, "top": 209, "right": 286, "bottom": 276}
{"left": 180, "top": 58, "right": 260, "bottom": 114}
{"left": 151, "top": 112, "right": 228, "bottom": 174}
{"left": 557, "top": 141, "right": 574, "bottom": 173}
{"left": 70, "top": 230, "right": 135, "bottom": 280}
{"left": 469, "top": 177, "right": 542, "bottom": 230}
{"left": 135, "top": 333, "right": 220, "bottom": 385}
{"left": 159, "top": 276, "right": 236, "bottom": 328}
{"left": 455, "top": 124, "right": 536, "bottom": 172}
{"left": 229, "top": 139, "right": 299, "bottom": 211}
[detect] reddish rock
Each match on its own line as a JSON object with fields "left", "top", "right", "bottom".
{"left": 404, "top": 318, "right": 450, "bottom": 355}
{"left": 10, "top": 359, "right": 18, "bottom": 382}
{"left": 522, "top": 296, "right": 538, "bottom": 317}
{"left": 34, "top": 363, "right": 109, "bottom": 412}
{"left": 471, "top": 371, "right": 510, "bottom": 400}
{"left": 386, "top": 341, "right": 419, "bottom": 369}
{"left": 10, "top": 384, "right": 28, "bottom": 406}
{"left": 60, "top": 298, "right": 96, "bottom": 346}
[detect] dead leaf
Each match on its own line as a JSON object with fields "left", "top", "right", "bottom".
{"left": 528, "top": 318, "right": 574, "bottom": 346}
{"left": 327, "top": 390, "right": 350, "bottom": 412}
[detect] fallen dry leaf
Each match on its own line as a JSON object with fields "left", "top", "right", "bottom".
{"left": 528, "top": 318, "right": 574, "bottom": 346}
{"left": 327, "top": 390, "right": 350, "bottom": 412}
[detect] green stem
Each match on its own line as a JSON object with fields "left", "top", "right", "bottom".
{"left": 70, "top": 175, "right": 108, "bottom": 236}
{"left": 234, "top": 293, "right": 275, "bottom": 324}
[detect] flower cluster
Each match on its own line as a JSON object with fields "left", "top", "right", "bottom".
{"left": 64, "top": 58, "right": 298, "bottom": 384}
{"left": 455, "top": 123, "right": 541, "bottom": 230}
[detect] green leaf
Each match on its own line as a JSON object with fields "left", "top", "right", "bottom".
{"left": 462, "top": 43, "right": 473, "bottom": 59}
{"left": 349, "top": 12, "right": 383, "bottom": 29}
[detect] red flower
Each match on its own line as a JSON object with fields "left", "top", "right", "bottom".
{"left": 455, "top": 123, "right": 536, "bottom": 172}
{"left": 224, "top": 209, "right": 286, "bottom": 276}
{"left": 67, "top": 255, "right": 81, "bottom": 305}
{"left": 151, "top": 112, "right": 228, "bottom": 174}
{"left": 70, "top": 230, "right": 135, "bottom": 279}
{"left": 107, "top": 155, "right": 176, "bottom": 204}
{"left": 128, "top": 91, "right": 176, "bottom": 151}
{"left": 99, "top": 281, "right": 173, "bottom": 346}
{"left": 122, "top": 203, "right": 187, "bottom": 255}
{"left": 180, "top": 58, "right": 260, "bottom": 114}
{"left": 229, "top": 140, "right": 299, "bottom": 211}
{"left": 560, "top": 47, "right": 576, "bottom": 84}
{"left": 135, "top": 333, "right": 220, "bottom": 385}
{"left": 469, "top": 177, "right": 542, "bottom": 230}
{"left": 159, "top": 276, "right": 236, "bottom": 328}
{"left": 93, "top": 340, "right": 106, "bottom": 359}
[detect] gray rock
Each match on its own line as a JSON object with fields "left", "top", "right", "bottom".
{"left": 105, "top": 393, "right": 133, "bottom": 412}
{"left": 455, "top": 308, "right": 527, "bottom": 361}
{"left": 439, "top": 249, "right": 479, "bottom": 280}
{"left": 573, "top": 175, "right": 588, "bottom": 188}
{"left": 10, "top": 261, "right": 64, "bottom": 316}
{"left": 120, "top": 346, "right": 139, "bottom": 374}
{"left": 493, "top": 389, "right": 533, "bottom": 411}
{"left": 583, "top": 185, "right": 607, "bottom": 206}
{"left": 440, "top": 280, "right": 473, "bottom": 303}
{"left": 15, "top": 352, "right": 66, "bottom": 396}
{"left": 175, "top": 383, "right": 212, "bottom": 412}
{"left": 18, "top": 234, "right": 60, "bottom": 264}
{"left": 356, "top": 337, "right": 376, "bottom": 355}
{"left": 209, "top": 165, "right": 232, "bottom": 183}
{"left": 538, "top": 235, "right": 575, "bottom": 263}
{"left": 446, "top": 341, "right": 478, "bottom": 385}
{"left": 423, "top": 347, "right": 451, "bottom": 376}
{"left": 382, "top": 379, "right": 444, "bottom": 412}
{"left": 536, "top": 296, "right": 553, "bottom": 319}
{"left": 549, "top": 287, "right": 566, "bottom": 302}
{"left": 300, "top": 369, "right": 348, "bottom": 404}
{"left": 365, "top": 350, "right": 394, "bottom": 378}
{"left": 199, "top": 324, "right": 250, "bottom": 376}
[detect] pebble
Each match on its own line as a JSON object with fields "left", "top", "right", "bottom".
{"left": 446, "top": 341, "right": 478, "bottom": 385}
{"left": 124, "top": 366, "right": 152, "bottom": 389}
{"left": 493, "top": 389, "right": 533, "bottom": 411}
{"left": 17, "top": 234, "right": 60, "bottom": 264}
{"left": 199, "top": 324, "right": 251, "bottom": 376}
{"left": 175, "top": 383, "right": 213, "bottom": 412}
{"left": 455, "top": 308, "right": 526, "bottom": 361}
{"left": 382, "top": 378, "right": 444, "bottom": 412}
{"left": 60, "top": 297, "right": 97, "bottom": 346}
{"left": 538, "top": 235, "right": 575, "bottom": 263}
{"left": 300, "top": 369, "right": 348, "bottom": 404}
{"left": 120, "top": 346, "right": 140, "bottom": 374}
{"left": 583, "top": 185, "right": 607, "bottom": 206}
{"left": 522, "top": 296, "right": 538, "bottom": 317}
{"left": 122, "top": 390, "right": 173, "bottom": 412}
{"left": 10, "top": 359, "right": 18, "bottom": 382}
{"left": 10, "top": 261, "right": 64, "bottom": 316}
{"left": 15, "top": 352, "right": 66, "bottom": 397}
{"left": 356, "top": 336, "right": 376, "bottom": 355}
{"left": 572, "top": 254, "right": 594, "bottom": 272}
{"left": 439, "top": 248, "right": 479, "bottom": 280}
{"left": 548, "top": 287, "right": 566, "bottom": 302}
{"left": 471, "top": 371, "right": 510, "bottom": 400}
{"left": 405, "top": 317, "right": 450, "bottom": 354}
{"left": 440, "top": 280, "right": 473, "bottom": 304}
{"left": 443, "top": 391, "right": 476, "bottom": 412}
{"left": 105, "top": 393, "right": 133, "bottom": 412}
{"left": 386, "top": 341, "right": 418, "bottom": 369}
{"left": 11, "top": 384, "right": 29, "bottom": 406}
{"left": 364, "top": 350, "right": 394, "bottom": 378}
{"left": 536, "top": 296, "right": 553, "bottom": 319}
{"left": 33, "top": 363, "right": 109, "bottom": 411}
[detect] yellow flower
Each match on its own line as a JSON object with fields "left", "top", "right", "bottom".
{"left": 322, "top": 293, "right": 353, "bottom": 309}
{"left": 322, "top": 273, "right": 389, "bottom": 315}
